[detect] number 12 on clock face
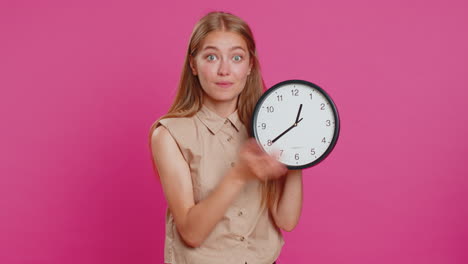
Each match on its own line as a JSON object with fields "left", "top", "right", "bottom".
{"left": 251, "top": 80, "right": 340, "bottom": 169}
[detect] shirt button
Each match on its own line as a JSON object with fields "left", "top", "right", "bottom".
{"left": 231, "top": 162, "right": 235, "bottom": 167}
{"left": 240, "top": 236, "right": 245, "bottom": 241}
{"left": 224, "top": 119, "right": 229, "bottom": 124}
{"left": 238, "top": 211, "right": 243, "bottom": 216}
{"left": 227, "top": 136, "right": 233, "bottom": 142}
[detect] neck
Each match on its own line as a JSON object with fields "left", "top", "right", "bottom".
{"left": 202, "top": 97, "right": 238, "bottom": 118}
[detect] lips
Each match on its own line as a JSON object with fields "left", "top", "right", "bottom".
{"left": 215, "top": 82, "right": 234, "bottom": 88}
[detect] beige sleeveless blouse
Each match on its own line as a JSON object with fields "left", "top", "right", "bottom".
{"left": 157, "top": 105, "right": 284, "bottom": 264}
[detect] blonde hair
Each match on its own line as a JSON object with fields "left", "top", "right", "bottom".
{"left": 148, "top": 11, "right": 282, "bottom": 211}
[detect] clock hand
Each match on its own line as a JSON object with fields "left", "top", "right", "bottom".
{"left": 271, "top": 117, "right": 304, "bottom": 144}
{"left": 295, "top": 104, "right": 303, "bottom": 123}
{"left": 271, "top": 124, "right": 295, "bottom": 143}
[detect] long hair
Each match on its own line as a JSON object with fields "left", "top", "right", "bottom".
{"left": 148, "top": 11, "right": 282, "bottom": 211}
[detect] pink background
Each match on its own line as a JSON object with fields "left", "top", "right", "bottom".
{"left": 1, "top": 0, "right": 467, "bottom": 263}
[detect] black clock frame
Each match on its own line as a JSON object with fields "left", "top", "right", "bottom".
{"left": 251, "top": 79, "right": 340, "bottom": 169}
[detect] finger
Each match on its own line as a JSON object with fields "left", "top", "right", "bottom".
{"left": 256, "top": 157, "right": 281, "bottom": 179}
{"left": 266, "top": 158, "right": 287, "bottom": 178}
{"left": 270, "top": 148, "right": 281, "bottom": 160}
{"left": 254, "top": 156, "right": 276, "bottom": 180}
{"left": 248, "top": 140, "right": 264, "bottom": 155}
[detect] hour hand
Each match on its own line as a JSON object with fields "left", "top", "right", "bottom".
{"left": 271, "top": 105, "right": 304, "bottom": 144}
{"left": 295, "top": 104, "right": 303, "bottom": 123}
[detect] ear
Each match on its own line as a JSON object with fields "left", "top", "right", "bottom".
{"left": 189, "top": 55, "right": 197, "bottom": 76}
{"left": 247, "top": 59, "right": 253, "bottom": 75}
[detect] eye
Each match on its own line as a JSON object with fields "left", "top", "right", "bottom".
{"left": 233, "top": 55, "right": 243, "bottom": 62}
{"left": 206, "top": 54, "right": 217, "bottom": 61}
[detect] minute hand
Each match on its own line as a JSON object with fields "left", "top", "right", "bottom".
{"left": 271, "top": 118, "right": 303, "bottom": 143}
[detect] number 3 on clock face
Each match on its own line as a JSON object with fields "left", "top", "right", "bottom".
{"left": 251, "top": 80, "right": 340, "bottom": 169}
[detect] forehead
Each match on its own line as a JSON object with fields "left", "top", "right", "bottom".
{"left": 200, "top": 31, "right": 248, "bottom": 50}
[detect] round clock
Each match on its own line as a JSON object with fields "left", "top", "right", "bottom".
{"left": 251, "top": 80, "right": 340, "bottom": 169}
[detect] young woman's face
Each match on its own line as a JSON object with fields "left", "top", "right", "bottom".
{"left": 190, "top": 31, "right": 252, "bottom": 109}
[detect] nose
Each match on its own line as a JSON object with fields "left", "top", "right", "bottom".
{"left": 217, "top": 58, "right": 230, "bottom": 76}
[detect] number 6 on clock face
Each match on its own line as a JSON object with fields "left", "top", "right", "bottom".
{"left": 251, "top": 80, "right": 340, "bottom": 169}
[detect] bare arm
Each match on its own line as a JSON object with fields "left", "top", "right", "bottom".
{"left": 270, "top": 169, "right": 303, "bottom": 231}
{"left": 151, "top": 128, "right": 286, "bottom": 247}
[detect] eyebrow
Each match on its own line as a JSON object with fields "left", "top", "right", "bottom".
{"left": 202, "top": 45, "right": 246, "bottom": 52}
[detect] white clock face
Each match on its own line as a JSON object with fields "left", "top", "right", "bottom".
{"left": 252, "top": 80, "right": 339, "bottom": 169}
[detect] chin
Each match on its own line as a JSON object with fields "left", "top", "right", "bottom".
{"left": 206, "top": 92, "right": 239, "bottom": 104}
{"left": 214, "top": 95, "right": 240, "bottom": 103}
{"left": 210, "top": 90, "right": 240, "bottom": 100}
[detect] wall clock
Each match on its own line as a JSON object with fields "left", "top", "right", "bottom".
{"left": 251, "top": 80, "right": 340, "bottom": 169}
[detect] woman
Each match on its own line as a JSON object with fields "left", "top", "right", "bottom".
{"left": 149, "top": 11, "right": 303, "bottom": 264}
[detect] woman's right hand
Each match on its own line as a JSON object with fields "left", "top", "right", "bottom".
{"left": 233, "top": 138, "right": 288, "bottom": 183}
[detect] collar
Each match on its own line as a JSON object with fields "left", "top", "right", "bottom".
{"left": 196, "top": 104, "right": 242, "bottom": 134}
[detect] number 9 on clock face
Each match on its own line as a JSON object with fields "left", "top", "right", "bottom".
{"left": 251, "top": 80, "right": 340, "bottom": 169}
